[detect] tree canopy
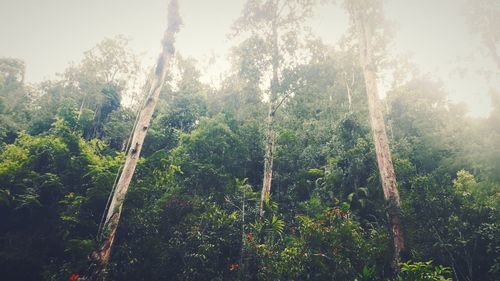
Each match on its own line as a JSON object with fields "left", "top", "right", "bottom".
{"left": 0, "top": 1, "right": 498, "bottom": 281}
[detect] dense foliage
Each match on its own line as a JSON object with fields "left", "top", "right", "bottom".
{"left": 1, "top": 2, "right": 499, "bottom": 281}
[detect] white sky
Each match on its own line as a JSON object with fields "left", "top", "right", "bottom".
{"left": 1, "top": 0, "right": 498, "bottom": 116}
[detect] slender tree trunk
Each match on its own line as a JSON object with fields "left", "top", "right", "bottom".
{"left": 77, "top": 95, "right": 86, "bottom": 119}
{"left": 343, "top": 72, "right": 354, "bottom": 113}
{"left": 349, "top": 0, "right": 405, "bottom": 270}
{"left": 260, "top": 104, "right": 275, "bottom": 218}
{"left": 87, "top": 1, "right": 181, "bottom": 279}
{"left": 259, "top": 14, "right": 280, "bottom": 219}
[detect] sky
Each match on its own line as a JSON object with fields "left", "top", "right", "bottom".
{"left": 1, "top": 0, "right": 498, "bottom": 117}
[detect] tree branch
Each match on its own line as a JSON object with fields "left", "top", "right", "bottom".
{"left": 272, "top": 90, "right": 292, "bottom": 115}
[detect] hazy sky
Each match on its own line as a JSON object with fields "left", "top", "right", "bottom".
{"left": 1, "top": 0, "right": 498, "bottom": 116}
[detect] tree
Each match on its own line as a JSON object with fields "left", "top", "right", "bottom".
{"left": 0, "top": 58, "right": 25, "bottom": 85}
{"left": 0, "top": 58, "right": 30, "bottom": 144}
{"left": 63, "top": 36, "right": 140, "bottom": 139}
{"left": 345, "top": 0, "right": 405, "bottom": 269}
{"left": 465, "top": 0, "right": 500, "bottom": 71}
{"left": 88, "top": 1, "right": 182, "bottom": 279}
{"left": 233, "top": 0, "right": 315, "bottom": 218}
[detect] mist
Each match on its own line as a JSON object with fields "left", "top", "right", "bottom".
{"left": 0, "top": 1, "right": 499, "bottom": 281}
{"left": 1, "top": 0, "right": 498, "bottom": 116}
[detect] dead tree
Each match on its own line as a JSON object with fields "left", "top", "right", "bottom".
{"left": 86, "top": 1, "right": 181, "bottom": 279}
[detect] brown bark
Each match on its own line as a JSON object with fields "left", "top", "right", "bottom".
{"left": 86, "top": 1, "right": 181, "bottom": 280}
{"left": 348, "top": 0, "right": 405, "bottom": 269}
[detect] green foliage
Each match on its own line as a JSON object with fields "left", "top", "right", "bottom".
{"left": 396, "top": 261, "right": 452, "bottom": 281}
{"left": 243, "top": 205, "right": 390, "bottom": 280}
{"left": 0, "top": 123, "right": 122, "bottom": 280}
{"left": 0, "top": 4, "right": 499, "bottom": 280}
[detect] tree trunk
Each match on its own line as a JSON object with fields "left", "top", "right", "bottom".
{"left": 259, "top": 14, "right": 280, "bottom": 219}
{"left": 349, "top": 0, "right": 405, "bottom": 270}
{"left": 344, "top": 72, "right": 354, "bottom": 113}
{"left": 87, "top": 1, "right": 181, "bottom": 279}
{"left": 260, "top": 104, "right": 275, "bottom": 218}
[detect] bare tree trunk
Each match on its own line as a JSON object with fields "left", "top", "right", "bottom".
{"left": 77, "top": 95, "right": 86, "bottom": 119}
{"left": 86, "top": 1, "right": 181, "bottom": 279}
{"left": 343, "top": 72, "right": 354, "bottom": 113}
{"left": 349, "top": 0, "right": 405, "bottom": 270}
{"left": 259, "top": 14, "right": 280, "bottom": 219}
{"left": 260, "top": 104, "right": 275, "bottom": 218}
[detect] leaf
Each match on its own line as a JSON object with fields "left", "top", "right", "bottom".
{"left": 341, "top": 202, "right": 350, "bottom": 212}
{"left": 307, "top": 168, "right": 324, "bottom": 177}
{"left": 358, "top": 187, "right": 369, "bottom": 197}
{"left": 347, "top": 193, "right": 355, "bottom": 202}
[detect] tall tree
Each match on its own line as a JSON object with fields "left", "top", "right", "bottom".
{"left": 345, "top": 0, "right": 405, "bottom": 269}
{"left": 64, "top": 36, "right": 140, "bottom": 139}
{"left": 233, "top": 0, "right": 315, "bottom": 218}
{"left": 0, "top": 58, "right": 30, "bottom": 142}
{"left": 465, "top": 0, "right": 500, "bottom": 71}
{"left": 87, "top": 1, "right": 182, "bottom": 279}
